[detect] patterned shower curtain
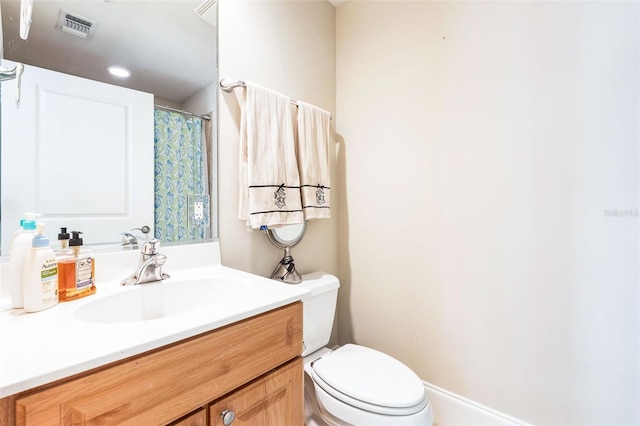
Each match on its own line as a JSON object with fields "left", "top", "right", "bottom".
{"left": 153, "top": 109, "right": 206, "bottom": 242}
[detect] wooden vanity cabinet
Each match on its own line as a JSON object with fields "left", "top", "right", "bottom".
{"left": 1, "top": 302, "right": 303, "bottom": 426}
{"left": 168, "top": 408, "right": 207, "bottom": 426}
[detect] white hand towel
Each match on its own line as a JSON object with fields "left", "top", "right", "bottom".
{"left": 239, "top": 82, "right": 303, "bottom": 229}
{"left": 296, "top": 101, "right": 331, "bottom": 220}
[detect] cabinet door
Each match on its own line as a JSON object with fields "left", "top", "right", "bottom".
{"left": 209, "top": 358, "right": 303, "bottom": 426}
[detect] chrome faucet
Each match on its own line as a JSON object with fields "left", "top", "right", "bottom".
{"left": 121, "top": 239, "right": 170, "bottom": 286}
{"left": 120, "top": 225, "right": 151, "bottom": 248}
{"left": 120, "top": 232, "right": 138, "bottom": 248}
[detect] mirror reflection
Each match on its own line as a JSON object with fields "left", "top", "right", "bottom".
{"left": 0, "top": 0, "right": 218, "bottom": 255}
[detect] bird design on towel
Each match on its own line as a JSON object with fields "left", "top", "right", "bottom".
{"left": 316, "top": 184, "right": 326, "bottom": 206}
{"left": 274, "top": 184, "right": 287, "bottom": 209}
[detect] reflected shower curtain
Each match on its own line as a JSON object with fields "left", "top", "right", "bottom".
{"left": 153, "top": 109, "right": 206, "bottom": 242}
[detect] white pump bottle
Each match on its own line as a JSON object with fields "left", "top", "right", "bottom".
{"left": 23, "top": 223, "right": 59, "bottom": 312}
{"left": 8, "top": 219, "right": 37, "bottom": 308}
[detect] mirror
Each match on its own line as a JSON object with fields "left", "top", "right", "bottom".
{"left": 265, "top": 222, "right": 307, "bottom": 284}
{"left": 266, "top": 223, "right": 307, "bottom": 248}
{"left": 0, "top": 0, "right": 218, "bottom": 254}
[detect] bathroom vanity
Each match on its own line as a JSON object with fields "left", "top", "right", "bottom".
{"left": 1, "top": 303, "right": 302, "bottom": 425}
{"left": 0, "top": 242, "right": 308, "bottom": 425}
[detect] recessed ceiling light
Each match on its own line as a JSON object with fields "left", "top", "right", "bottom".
{"left": 107, "top": 66, "right": 131, "bottom": 78}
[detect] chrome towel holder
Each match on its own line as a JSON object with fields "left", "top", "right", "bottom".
{"left": 219, "top": 79, "right": 247, "bottom": 93}
{"left": 218, "top": 78, "right": 332, "bottom": 119}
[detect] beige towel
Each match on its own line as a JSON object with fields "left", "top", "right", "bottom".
{"left": 296, "top": 101, "right": 331, "bottom": 220}
{"left": 239, "top": 82, "right": 303, "bottom": 229}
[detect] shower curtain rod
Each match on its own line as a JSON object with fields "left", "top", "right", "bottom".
{"left": 154, "top": 104, "right": 211, "bottom": 121}
{"left": 218, "top": 79, "right": 332, "bottom": 120}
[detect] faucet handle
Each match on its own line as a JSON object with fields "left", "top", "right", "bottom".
{"left": 131, "top": 225, "right": 151, "bottom": 235}
{"left": 141, "top": 239, "right": 161, "bottom": 255}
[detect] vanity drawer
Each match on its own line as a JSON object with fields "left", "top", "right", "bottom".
{"left": 14, "top": 302, "right": 302, "bottom": 426}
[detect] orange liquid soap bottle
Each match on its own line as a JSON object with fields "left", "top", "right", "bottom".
{"left": 58, "top": 231, "right": 96, "bottom": 301}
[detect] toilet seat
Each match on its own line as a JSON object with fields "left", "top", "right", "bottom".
{"left": 309, "top": 344, "right": 427, "bottom": 416}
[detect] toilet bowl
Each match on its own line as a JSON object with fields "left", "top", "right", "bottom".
{"left": 299, "top": 273, "right": 434, "bottom": 425}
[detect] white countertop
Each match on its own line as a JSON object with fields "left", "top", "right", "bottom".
{"left": 0, "top": 241, "right": 309, "bottom": 398}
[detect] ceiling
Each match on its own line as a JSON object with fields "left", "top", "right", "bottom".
{"left": 0, "top": 0, "right": 217, "bottom": 103}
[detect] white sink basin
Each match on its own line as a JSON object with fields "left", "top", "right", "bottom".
{"left": 74, "top": 278, "right": 253, "bottom": 323}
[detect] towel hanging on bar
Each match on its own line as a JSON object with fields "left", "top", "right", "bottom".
{"left": 238, "top": 81, "right": 304, "bottom": 229}
{"left": 296, "top": 101, "right": 331, "bottom": 220}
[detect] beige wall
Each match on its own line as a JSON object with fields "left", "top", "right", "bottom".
{"left": 218, "top": 0, "right": 638, "bottom": 424}
{"left": 217, "top": 0, "right": 337, "bottom": 278}
{"left": 337, "top": 1, "right": 639, "bottom": 425}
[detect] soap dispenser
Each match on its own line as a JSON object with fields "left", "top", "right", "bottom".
{"left": 8, "top": 219, "right": 38, "bottom": 308}
{"left": 57, "top": 227, "right": 70, "bottom": 251}
{"left": 23, "top": 223, "right": 59, "bottom": 312}
{"left": 8, "top": 212, "right": 40, "bottom": 252}
{"left": 58, "top": 231, "right": 96, "bottom": 301}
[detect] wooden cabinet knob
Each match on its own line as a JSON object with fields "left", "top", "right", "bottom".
{"left": 221, "top": 409, "right": 236, "bottom": 425}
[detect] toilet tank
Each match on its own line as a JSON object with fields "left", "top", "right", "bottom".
{"left": 299, "top": 272, "right": 340, "bottom": 356}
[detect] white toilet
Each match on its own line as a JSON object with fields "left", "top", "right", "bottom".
{"left": 300, "top": 272, "right": 434, "bottom": 426}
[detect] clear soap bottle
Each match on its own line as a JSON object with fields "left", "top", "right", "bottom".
{"left": 57, "top": 231, "right": 96, "bottom": 301}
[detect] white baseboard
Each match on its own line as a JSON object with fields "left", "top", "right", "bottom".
{"left": 423, "top": 381, "right": 531, "bottom": 426}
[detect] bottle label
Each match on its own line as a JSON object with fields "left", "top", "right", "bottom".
{"left": 76, "top": 256, "right": 94, "bottom": 290}
{"left": 41, "top": 258, "right": 58, "bottom": 304}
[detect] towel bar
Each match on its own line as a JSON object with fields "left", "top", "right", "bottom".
{"left": 219, "top": 78, "right": 299, "bottom": 107}
{"left": 218, "top": 78, "right": 332, "bottom": 120}
{"left": 219, "top": 79, "right": 247, "bottom": 93}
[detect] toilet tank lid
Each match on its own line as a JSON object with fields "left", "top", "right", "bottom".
{"left": 299, "top": 272, "right": 340, "bottom": 298}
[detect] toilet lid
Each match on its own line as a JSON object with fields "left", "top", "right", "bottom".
{"left": 311, "top": 344, "right": 426, "bottom": 413}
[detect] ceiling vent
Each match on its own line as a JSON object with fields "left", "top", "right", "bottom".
{"left": 56, "top": 10, "right": 98, "bottom": 39}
